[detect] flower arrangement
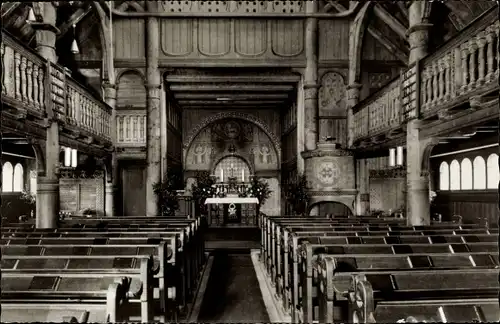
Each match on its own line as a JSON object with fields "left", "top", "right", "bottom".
{"left": 191, "top": 171, "right": 216, "bottom": 214}
{"left": 248, "top": 177, "right": 271, "bottom": 206}
{"left": 285, "top": 175, "right": 310, "bottom": 216}
{"left": 20, "top": 190, "right": 36, "bottom": 206}
{"left": 153, "top": 170, "right": 182, "bottom": 216}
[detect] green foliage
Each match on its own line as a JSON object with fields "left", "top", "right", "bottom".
{"left": 20, "top": 190, "right": 36, "bottom": 206}
{"left": 153, "top": 170, "right": 181, "bottom": 216}
{"left": 285, "top": 175, "right": 310, "bottom": 215}
{"left": 190, "top": 171, "right": 216, "bottom": 212}
{"left": 249, "top": 177, "right": 272, "bottom": 206}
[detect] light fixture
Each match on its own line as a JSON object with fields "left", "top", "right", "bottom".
{"left": 389, "top": 148, "right": 396, "bottom": 167}
{"left": 64, "top": 147, "right": 72, "bottom": 167}
{"left": 396, "top": 146, "right": 404, "bottom": 166}
{"left": 71, "top": 24, "right": 80, "bottom": 54}
{"left": 27, "top": 7, "right": 36, "bottom": 22}
{"left": 71, "top": 149, "right": 78, "bottom": 168}
{"left": 216, "top": 97, "right": 233, "bottom": 101}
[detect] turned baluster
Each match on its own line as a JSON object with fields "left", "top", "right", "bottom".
{"left": 80, "top": 96, "right": 85, "bottom": 128}
{"left": 421, "top": 68, "right": 428, "bottom": 109}
{"left": 67, "top": 88, "right": 74, "bottom": 123}
{"left": 32, "top": 65, "right": 40, "bottom": 109}
{"left": 14, "top": 52, "right": 21, "bottom": 99}
{"left": 485, "top": 26, "right": 495, "bottom": 82}
{"left": 444, "top": 54, "right": 451, "bottom": 100}
{"left": 133, "top": 115, "right": 138, "bottom": 141}
{"left": 494, "top": 22, "right": 499, "bottom": 79}
{"left": 38, "top": 67, "right": 44, "bottom": 109}
{"left": 476, "top": 32, "right": 486, "bottom": 85}
{"left": 425, "top": 67, "right": 432, "bottom": 107}
{"left": 1, "top": 43, "right": 5, "bottom": 95}
{"left": 20, "top": 56, "right": 27, "bottom": 103}
{"left": 432, "top": 62, "right": 438, "bottom": 104}
{"left": 26, "top": 61, "right": 34, "bottom": 106}
{"left": 467, "top": 40, "right": 478, "bottom": 91}
{"left": 85, "top": 98, "right": 90, "bottom": 130}
{"left": 460, "top": 44, "right": 469, "bottom": 93}
{"left": 437, "top": 59, "right": 445, "bottom": 102}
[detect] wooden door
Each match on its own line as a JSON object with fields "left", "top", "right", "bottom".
{"left": 121, "top": 165, "right": 146, "bottom": 216}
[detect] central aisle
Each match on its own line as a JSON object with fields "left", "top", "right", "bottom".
{"left": 197, "top": 249, "right": 270, "bottom": 323}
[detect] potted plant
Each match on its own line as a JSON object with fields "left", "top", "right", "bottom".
{"left": 248, "top": 177, "right": 272, "bottom": 214}
{"left": 190, "top": 171, "right": 216, "bottom": 216}
{"left": 20, "top": 190, "right": 36, "bottom": 219}
{"left": 285, "top": 175, "right": 310, "bottom": 216}
{"left": 153, "top": 170, "right": 181, "bottom": 216}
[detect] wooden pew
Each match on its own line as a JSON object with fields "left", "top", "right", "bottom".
{"left": 279, "top": 231, "right": 497, "bottom": 318}
{"left": 296, "top": 247, "right": 498, "bottom": 323}
{"left": 274, "top": 225, "right": 494, "bottom": 293}
{"left": 1, "top": 243, "right": 176, "bottom": 320}
{"left": 1, "top": 229, "right": 195, "bottom": 313}
{"left": 1, "top": 255, "right": 156, "bottom": 323}
{"left": 317, "top": 266, "right": 499, "bottom": 323}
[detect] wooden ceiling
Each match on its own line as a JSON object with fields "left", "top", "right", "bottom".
{"left": 165, "top": 69, "right": 298, "bottom": 110}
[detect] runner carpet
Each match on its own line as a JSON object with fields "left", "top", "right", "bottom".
{"left": 197, "top": 249, "right": 270, "bottom": 323}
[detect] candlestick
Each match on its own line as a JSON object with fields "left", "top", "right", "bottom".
{"left": 242, "top": 169, "right": 245, "bottom": 182}
{"left": 220, "top": 169, "right": 224, "bottom": 182}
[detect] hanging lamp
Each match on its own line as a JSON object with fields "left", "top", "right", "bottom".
{"left": 70, "top": 24, "right": 80, "bottom": 54}
{"left": 27, "top": 6, "right": 36, "bottom": 22}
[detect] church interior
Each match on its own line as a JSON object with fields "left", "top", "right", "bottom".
{"left": 1, "top": 0, "right": 499, "bottom": 323}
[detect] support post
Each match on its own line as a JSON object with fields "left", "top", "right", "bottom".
{"left": 146, "top": 2, "right": 162, "bottom": 216}
{"left": 103, "top": 83, "right": 117, "bottom": 216}
{"left": 405, "top": 1, "right": 433, "bottom": 225}
{"left": 35, "top": 2, "right": 59, "bottom": 228}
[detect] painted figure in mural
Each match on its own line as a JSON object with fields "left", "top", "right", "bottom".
{"left": 224, "top": 121, "right": 241, "bottom": 139}
{"left": 193, "top": 144, "right": 207, "bottom": 164}
{"left": 259, "top": 144, "right": 271, "bottom": 164}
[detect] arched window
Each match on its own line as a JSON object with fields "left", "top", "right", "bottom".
{"left": 2, "top": 162, "right": 13, "bottom": 192}
{"left": 13, "top": 163, "right": 24, "bottom": 192}
{"left": 487, "top": 153, "right": 499, "bottom": 189}
{"left": 473, "top": 156, "right": 486, "bottom": 189}
{"left": 460, "top": 158, "right": 473, "bottom": 190}
{"left": 449, "top": 159, "right": 460, "bottom": 190}
{"left": 439, "top": 162, "right": 449, "bottom": 190}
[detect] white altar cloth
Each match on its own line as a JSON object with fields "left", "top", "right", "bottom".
{"left": 205, "top": 197, "right": 259, "bottom": 204}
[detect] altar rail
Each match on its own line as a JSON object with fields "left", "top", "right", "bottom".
{"left": 352, "top": 8, "right": 499, "bottom": 143}
{"left": 1, "top": 31, "right": 112, "bottom": 143}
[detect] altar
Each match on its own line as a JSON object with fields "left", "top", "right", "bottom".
{"left": 205, "top": 197, "right": 259, "bottom": 226}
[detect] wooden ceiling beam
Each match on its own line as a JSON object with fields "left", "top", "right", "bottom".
{"left": 1, "top": 2, "right": 21, "bottom": 18}
{"left": 57, "top": 6, "right": 93, "bottom": 40}
{"left": 177, "top": 100, "right": 286, "bottom": 105}
{"left": 166, "top": 75, "right": 300, "bottom": 83}
{"left": 169, "top": 84, "right": 295, "bottom": 92}
{"left": 373, "top": 4, "right": 408, "bottom": 39}
{"left": 367, "top": 26, "right": 408, "bottom": 64}
{"left": 173, "top": 93, "right": 290, "bottom": 100}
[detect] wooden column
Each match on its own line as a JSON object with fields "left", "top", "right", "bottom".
{"left": 103, "top": 83, "right": 117, "bottom": 216}
{"left": 145, "top": 2, "right": 162, "bottom": 216}
{"left": 405, "top": 1, "right": 433, "bottom": 225}
{"left": 35, "top": 2, "right": 59, "bottom": 228}
{"left": 303, "top": 0, "right": 319, "bottom": 152}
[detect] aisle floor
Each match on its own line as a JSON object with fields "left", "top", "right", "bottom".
{"left": 197, "top": 249, "right": 270, "bottom": 323}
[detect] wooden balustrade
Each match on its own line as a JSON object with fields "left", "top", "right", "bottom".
{"left": 2, "top": 33, "right": 46, "bottom": 115}
{"left": 352, "top": 8, "right": 498, "bottom": 143}
{"left": 420, "top": 13, "right": 499, "bottom": 114}
{"left": 1, "top": 31, "right": 112, "bottom": 143}
{"left": 115, "top": 110, "right": 147, "bottom": 146}
{"left": 353, "top": 78, "right": 401, "bottom": 141}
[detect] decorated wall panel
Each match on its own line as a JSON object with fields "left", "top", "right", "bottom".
{"left": 318, "top": 20, "right": 350, "bottom": 61}
{"left": 117, "top": 72, "right": 147, "bottom": 108}
{"left": 59, "top": 171, "right": 105, "bottom": 216}
{"left": 185, "top": 118, "right": 278, "bottom": 172}
{"left": 304, "top": 154, "right": 355, "bottom": 191}
{"left": 183, "top": 109, "right": 280, "bottom": 149}
{"left": 113, "top": 19, "right": 146, "bottom": 59}
{"left": 318, "top": 72, "right": 347, "bottom": 146}
{"left": 369, "top": 177, "right": 405, "bottom": 213}
{"left": 158, "top": 0, "right": 305, "bottom": 62}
